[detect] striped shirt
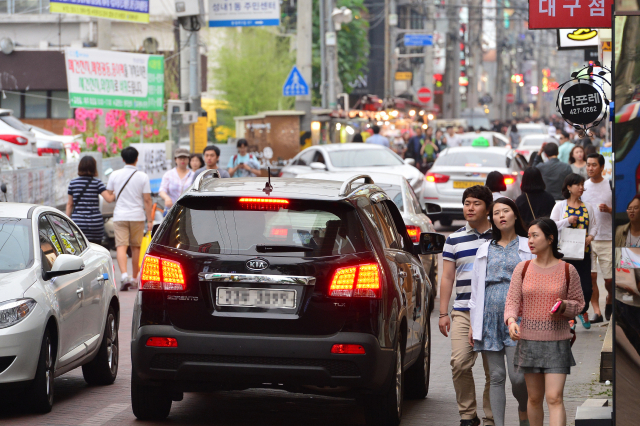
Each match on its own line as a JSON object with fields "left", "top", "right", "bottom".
{"left": 442, "top": 223, "right": 492, "bottom": 311}
{"left": 68, "top": 176, "right": 107, "bottom": 242}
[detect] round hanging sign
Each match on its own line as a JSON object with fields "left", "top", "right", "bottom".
{"left": 558, "top": 82, "right": 603, "bottom": 126}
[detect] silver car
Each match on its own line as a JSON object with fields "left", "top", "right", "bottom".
{"left": 0, "top": 204, "right": 119, "bottom": 412}
{"left": 455, "top": 132, "right": 510, "bottom": 147}
{"left": 423, "top": 147, "right": 527, "bottom": 226}
{"left": 301, "top": 171, "right": 440, "bottom": 292}
{"left": 279, "top": 143, "right": 428, "bottom": 207}
{"left": 515, "top": 135, "right": 559, "bottom": 163}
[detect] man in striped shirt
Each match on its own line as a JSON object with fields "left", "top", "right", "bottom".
{"left": 439, "top": 185, "right": 494, "bottom": 426}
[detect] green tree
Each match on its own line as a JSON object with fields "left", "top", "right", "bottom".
{"left": 311, "top": 0, "right": 370, "bottom": 103}
{"left": 211, "top": 28, "right": 295, "bottom": 116}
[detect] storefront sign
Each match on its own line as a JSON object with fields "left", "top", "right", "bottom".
{"left": 65, "top": 48, "right": 164, "bottom": 111}
{"left": 557, "top": 29, "right": 600, "bottom": 50}
{"left": 559, "top": 83, "right": 603, "bottom": 125}
{"left": 529, "top": 0, "right": 613, "bottom": 29}
{"left": 208, "top": 0, "right": 280, "bottom": 27}
{"left": 50, "top": 0, "right": 149, "bottom": 23}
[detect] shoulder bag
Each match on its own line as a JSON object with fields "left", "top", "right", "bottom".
{"left": 71, "top": 178, "right": 93, "bottom": 216}
{"left": 116, "top": 170, "right": 137, "bottom": 201}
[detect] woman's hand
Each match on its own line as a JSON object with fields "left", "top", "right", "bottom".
{"left": 585, "top": 235, "right": 594, "bottom": 249}
{"left": 468, "top": 327, "right": 474, "bottom": 347}
{"left": 550, "top": 298, "right": 567, "bottom": 318}
{"left": 568, "top": 215, "right": 578, "bottom": 225}
{"left": 508, "top": 319, "right": 520, "bottom": 341}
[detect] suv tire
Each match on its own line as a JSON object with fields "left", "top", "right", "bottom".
{"left": 27, "top": 328, "right": 55, "bottom": 413}
{"left": 131, "top": 371, "right": 172, "bottom": 420}
{"left": 363, "top": 338, "right": 403, "bottom": 426}
{"left": 405, "top": 315, "right": 431, "bottom": 399}
{"left": 82, "top": 307, "right": 119, "bottom": 385}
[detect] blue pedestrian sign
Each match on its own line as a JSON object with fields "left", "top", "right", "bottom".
{"left": 283, "top": 66, "right": 309, "bottom": 97}
{"left": 403, "top": 34, "right": 433, "bottom": 47}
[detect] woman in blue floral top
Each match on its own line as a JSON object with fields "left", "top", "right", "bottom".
{"left": 469, "top": 197, "right": 534, "bottom": 426}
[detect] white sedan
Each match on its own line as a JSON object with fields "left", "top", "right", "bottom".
{"left": 279, "top": 143, "right": 428, "bottom": 207}
{"left": 0, "top": 203, "right": 119, "bottom": 412}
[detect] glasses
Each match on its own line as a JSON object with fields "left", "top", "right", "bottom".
{"left": 628, "top": 207, "right": 640, "bottom": 212}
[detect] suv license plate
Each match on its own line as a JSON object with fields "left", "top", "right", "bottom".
{"left": 216, "top": 287, "right": 296, "bottom": 309}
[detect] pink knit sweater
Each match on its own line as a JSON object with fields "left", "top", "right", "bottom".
{"left": 504, "top": 261, "right": 584, "bottom": 341}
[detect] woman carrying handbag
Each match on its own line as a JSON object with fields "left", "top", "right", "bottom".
{"left": 550, "top": 173, "right": 597, "bottom": 330}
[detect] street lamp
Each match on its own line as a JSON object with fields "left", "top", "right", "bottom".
{"left": 332, "top": 6, "right": 353, "bottom": 30}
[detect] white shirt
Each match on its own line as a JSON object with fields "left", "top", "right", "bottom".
{"left": 582, "top": 178, "right": 612, "bottom": 241}
{"left": 107, "top": 165, "right": 151, "bottom": 222}
{"left": 446, "top": 133, "right": 461, "bottom": 147}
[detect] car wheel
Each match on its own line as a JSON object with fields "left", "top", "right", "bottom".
{"left": 439, "top": 218, "right": 452, "bottom": 227}
{"left": 131, "top": 371, "right": 172, "bottom": 420}
{"left": 363, "top": 338, "right": 403, "bottom": 426}
{"left": 82, "top": 307, "right": 118, "bottom": 385}
{"left": 27, "top": 328, "right": 55, "bottom": 413}
{"left": 405, "top": 315, "right": 431, "bottom": 399}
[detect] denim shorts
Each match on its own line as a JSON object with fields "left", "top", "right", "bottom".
{"left": 514, "top": 339, "right": 575, "bottom": 375}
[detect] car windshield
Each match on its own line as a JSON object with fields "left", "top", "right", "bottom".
{"left": 0, "top": 116, "right": 31, "bottom": 133}
{"left": 517, "top": 127, "right": 545, "bottom": 136}
{"left": 329, "top": 149, "right": 404, "bottom": 167}
{"left": 436, "top": 151, "right": 509, "bottom": 168}
{"left": 0, "top": 218, "right": 33, "bottom": 273}
{"left": 156, "top": 197, "right": 368, "bottom": 257}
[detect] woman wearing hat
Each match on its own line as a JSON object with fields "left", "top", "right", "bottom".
{"left": 159, "top": 148, "right": 195, "bottom": 214}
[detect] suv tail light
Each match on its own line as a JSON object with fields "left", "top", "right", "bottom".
{"left": 146, "top": 337, "right": 178, "bottom": 347}
{"left": 504, "top": 177, "right": 515, "bottom": 185}
{"left": 405, "top": 225, "right": 420, "bottom": 243}
{"left": 329, "top": 263, "right": 381, "bottom": 298}
{"left": 140, "top": 255, "right": 186, "bottom": 291}
{"left": 37, "top": 148, "right": 59, "bottom": 156}
{"left": 426, "top": 172, "right": 449, "bottom": 183}
{"left": 0, "top": 135, "right": 28, "bottom": 146}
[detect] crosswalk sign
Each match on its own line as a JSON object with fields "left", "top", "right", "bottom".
{"left": 283, "top": 65, "right": 309, "bottom": 97}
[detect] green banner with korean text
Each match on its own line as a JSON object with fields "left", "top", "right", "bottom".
{"left": 65, "top": 48, "right": 164, "bottom": 111}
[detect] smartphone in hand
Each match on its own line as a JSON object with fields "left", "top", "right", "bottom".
{"left": 550, "top": 300, "right": 563, "bottom": 314}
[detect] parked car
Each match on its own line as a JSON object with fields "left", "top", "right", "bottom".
{"left": 515, "top": 135, "right": 559, "bottom": 163}
{"left": 423, "top": 146, "right": 528, "bottom": 226}
{"left": 0, "top": 203, "right": 119, "bottom": 412}
{"left": 456, "top": 132, "right": 510, "bottom": 147}
{"left": 0, "top": 109, "right": 38, "bottom": 169}
{"left": 29, "top": 124, "right": 82, "bottom": 162}
{"left": 279, "top": 143, "right": 428, "bottom": 208}
{"left": 301, "top": 171, "right": 441, "bottom": 293}
{"left": 130, "top": 171, "right": 444, "bottom": 425}
{"left": 515, "top": 123, "right": 547, "bottom": 137}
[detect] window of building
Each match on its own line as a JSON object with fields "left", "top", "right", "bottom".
{"left": 24, "top": 91, "right": 47, "bottom": 118}
{"left": 0, "top": 92, "right": 22, "bottom": 118}
{"left": 51, "top": 91, "right": 72, "bottom": 118}
{"left": 4, "top": 0, "right": 49, "bottom": 14}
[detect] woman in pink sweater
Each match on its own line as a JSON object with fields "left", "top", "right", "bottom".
{"left": 504, "top": 218, "right": 584, "bottom": 426}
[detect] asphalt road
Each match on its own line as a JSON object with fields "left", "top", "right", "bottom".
{"left": 0, "top": 221, "right": 611, "bottom": 426}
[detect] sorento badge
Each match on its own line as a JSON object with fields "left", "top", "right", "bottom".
{"left": 246, "top": 258, "right": 269, "bottom": 271}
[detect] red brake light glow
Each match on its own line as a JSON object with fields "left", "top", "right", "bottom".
{"left": 331, "top": 344, "right": 366, "bottom": 354}
{"left": 329, "top": 263, "right": 381, "bottom": 298}
{"left": 146, "top": 337, "right": 178, "bottom": 347}
{"left": 270, "top": 228, "right": 289, "bottom": 237}
{"left": 504, "top": 177, "right": 516, "bottom": 185}
{"left": 239, "top": 198, "right": 290, "bottom": 211}
{"left": 239, "top": 198, "right": 289, "bottom": 204}
{"left": 405, "top": 225, "right": 420, "bottom": 243}
{"left": 140, "top": 255, "right": 186, "bottom": 291}
{"left": 426, "top": 172, "right": 450, "bottom": 184}
{"left": 0, "top": 135, "right": 28, "bottom": 146}
{"left": 37, "top": 148, "right": 59, "bottom": 156}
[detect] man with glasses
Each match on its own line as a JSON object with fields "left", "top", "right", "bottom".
{"left": 557, "top": 130, "right": 575, "bottom": 163}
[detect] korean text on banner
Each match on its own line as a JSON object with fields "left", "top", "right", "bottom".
{"left": 130, "top": 143, "right": 168, "bottom": 193}
{"left": 65, "top": 48, "right": 164, "bottom": 111}
{"left": 50, "top": 0, "right": 149, "bottom": 23}
{"left": 209, "top": 0, "right": 280, "bottom": 27}
{"left": 529, "top": 0, "right": 613, "bottom": 29}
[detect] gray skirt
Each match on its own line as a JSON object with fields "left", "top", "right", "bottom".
{"left": 514, "top": 339, "right": 576, "bottom": 374}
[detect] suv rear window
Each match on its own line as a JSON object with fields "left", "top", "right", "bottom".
{"left": 156, "top": 197, "right": 368, "bottom": 257}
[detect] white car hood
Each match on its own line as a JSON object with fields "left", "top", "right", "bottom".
{"left": 0, "top": 269, "right": 38, "bottom": 302}
{"left": 335, "top": 164, "right": 422, "bottom": 185}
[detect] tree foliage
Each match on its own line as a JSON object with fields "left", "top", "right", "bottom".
{"left": 311, "top": 0, "right": 370, "bottom": 103}
{"left": 211, "top": 28, "right": 295, "bottom": 117}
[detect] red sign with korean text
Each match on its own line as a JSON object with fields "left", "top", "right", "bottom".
{"left": 528, "top": 0, "right": 613, "bottom": 29}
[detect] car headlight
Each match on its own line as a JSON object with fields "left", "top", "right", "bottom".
{"left": 0, "top": 298, "right": 37, "bottom": 329}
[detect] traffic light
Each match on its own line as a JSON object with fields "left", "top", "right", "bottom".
{"left": 434, "top": 73, "right": 443, "bottom": 89}
{"left": 511, "top": 74, "right": 523, "bottom": 84}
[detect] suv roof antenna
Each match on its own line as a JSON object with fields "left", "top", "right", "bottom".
{"left": 263, "top": 167, "right": 273, "bottom": 196}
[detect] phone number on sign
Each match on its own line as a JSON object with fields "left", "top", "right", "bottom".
{"left": 568, "top": 106, "right": 599, "bottom": 114}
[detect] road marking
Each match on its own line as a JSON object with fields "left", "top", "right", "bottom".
{"left": 79, "top": 403, "right": 130, "bottom": 426}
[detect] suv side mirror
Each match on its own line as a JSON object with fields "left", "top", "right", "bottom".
{"left": 415, "top": 232, "right": 445, "bottom": 255}
{"left": 309, "top": 162, "right": 327, "bottom": 171}
{"left": 44, "top": 254, "right": 85, "bottom": 280}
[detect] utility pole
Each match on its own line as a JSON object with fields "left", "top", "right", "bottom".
{"left": 295, "top": 0, "right": 312, "bottom": 131}
{"left": 444, "top": 0, "right": 460, "bottom": 118}
{"left": 325, "top": 0, "right": 338, "bottom": 109}
{"left": 320, "top": 0, "right": 327, "bottom": 108}
{"left": 423, "top": 0, "right": 435, "bottom": 111}
{"left": 189, "top": 29, "right": 201, "bottom": 114}
{"left": 467, "top": 0, "right": 482, "bottom": 113}
{"left": 387, "top": 0, "right": 397, "bottom": 98}
{"left": 179, "top": 27, "right": 190, "bottom": 102}
{"left": 96, "top": 19, "right": 111, "bottom": 50}
{"left": 495, "top": 0, "right": 505, "bottom": 120}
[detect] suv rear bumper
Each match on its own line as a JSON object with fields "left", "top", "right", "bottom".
{"left": 131, "top": 325, "right": 394, "bottom": 393}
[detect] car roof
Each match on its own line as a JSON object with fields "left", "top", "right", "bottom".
{"left": 0, "top": 202, "right": 40, "bottom": 219}
{"left": 313, "top": 143, "right": 387, "bottom": 152}
{"left": 298, "top": 171, "right": 406, "bottom": 187}
{"left": 441, "top": 146, "right": 514, "bottom": 154}
{"left": 521, "top": 134, "right": 558, "bottom": 141}
{"left": 192, "top": 177, "right": 380, "bottom": 201}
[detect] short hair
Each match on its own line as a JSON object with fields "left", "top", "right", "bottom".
{"left": 372, "top": 125, "right": 381, "bottom": 134}
{"left": 587, "top": 153, "right": 605, "bottom": 167}
{"left": 561, "top": 173, "right": 586, "bottom": 199}
{"left": 628, "top": 194, "right": 640, "bottom": 209}
{"left": 446, "top": 125, "right": 453, "bottom": 130}
{"left": 78, "top": 156, "right": 98, "bottom": 177}
{"left": 521, "top": 167, "right": 546, "bottom": 193}
{"left": 560, "top": 131, "right": 569, "bottom": 139}
{"left": 462, "top": 185, "right": 493, "bottom": 210}
{"left": 569, "top": 145, "right": 584, "bottom": 164}
{"left": 529, "top": 218, "right": 564, "bottom": 259}
{"left": 121, "top": 146, "right": 138, "bottom": 165}
{"left": 203, "top": 145, "right": 220, "bottom": 157}
{"left": 543, "top": 142, "right": 559, "bottom": 157}
{"left": 237, "top": 138, "right": 249, "bottom": 148}
{"left": 190, "top": 153, "right": 204, "bottom": 169}
{"left": 585, "top": 145, "right": 597, "bottom": 156}
{"left": 511, "top": 124, "right": 518, "bottom": 133}
{"left": 486, "top": 171, "right": 507, "bottom": 192}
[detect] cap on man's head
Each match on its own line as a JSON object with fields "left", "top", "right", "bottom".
{"left": 174, "top": 148, "right": 190, "bottom": 158}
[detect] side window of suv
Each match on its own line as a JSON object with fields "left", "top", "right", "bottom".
{"left": 48, "top": 215, "right": 83, "bottom": 255}
{"left": 38, "top": 216, "right": 63, "bottom": 273}
{"left": 362, "top": 197, "right": 400, "bottom": 249}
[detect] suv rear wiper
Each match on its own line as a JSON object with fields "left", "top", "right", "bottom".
{"left": 256, "top": 244, "right": 314, "bottom": 253}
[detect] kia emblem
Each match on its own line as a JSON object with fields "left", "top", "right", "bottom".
{"left": 246, "top": 258, "right": 269, "bottom": 271}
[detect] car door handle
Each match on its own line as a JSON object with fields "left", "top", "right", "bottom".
{"left": 97, "top": 273, "right": 107, "bottom": 281}
{"left": 398, "top": 271, "right": 407, "bottom": 278}
{"left": 76, "top": 288, "right": 84, "bottom": 298}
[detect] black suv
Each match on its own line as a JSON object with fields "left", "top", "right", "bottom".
{"left": 130, "top": 172, "right": 444, "bottom": 426}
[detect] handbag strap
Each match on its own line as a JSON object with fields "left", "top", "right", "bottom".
{"left": 521, "top": 259, "right": 532, "bottom": 280}
{"left": 116, "top": 170, "right": 137, "bottom": 201}
{"left": 72, "top": 177, "right": 93, "bottom": 215}
{"left": 525, "top": 193, "right": 535, "bottom": 220}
